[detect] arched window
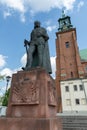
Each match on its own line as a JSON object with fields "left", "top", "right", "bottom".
{"left": 71, "top": 72, "right": 73, "bottom": 77}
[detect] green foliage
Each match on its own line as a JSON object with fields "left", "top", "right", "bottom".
{"left": 0, "top": 96, "right": 3, "bottom": 105}
{"left": 2, "top": 88, "right": 10, "bottom": 106}
{"left": 0, "top": 75, "right": 11, "bottom": 106}
{"left": 0, "top": 75, "right": 5, "bottom": 105}
{"left": 0, "top": 75, "right": 5, "bottom": 81}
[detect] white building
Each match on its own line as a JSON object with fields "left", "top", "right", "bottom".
{"left": 0, "top": 106, "right": 7, "bottom": 116}
{"left": 61, "top": 78, "right": 87, "bottom": 113}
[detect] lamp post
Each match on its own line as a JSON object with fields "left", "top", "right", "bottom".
{"left": 6, "top": 76, "right": 11, "bottom": 93}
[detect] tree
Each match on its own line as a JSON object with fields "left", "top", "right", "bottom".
{"left": 0, "top": 96, "right": 3, "bottom": 105}
{"left": 0, "top": 75, "right": 5, "bottom": 105}
{"left": 0, "top": 75, "right": 11, "bottom": 106}
{"left": 2, "top": 88, "right": 10, "bottom": 106}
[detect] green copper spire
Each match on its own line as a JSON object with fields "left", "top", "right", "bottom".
{"left": 58, "top": 10, "right": 73, "bottom": 31}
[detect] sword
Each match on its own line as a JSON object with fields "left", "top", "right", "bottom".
{"left": 24, "top": 39, "right": 29, "bottom": 55}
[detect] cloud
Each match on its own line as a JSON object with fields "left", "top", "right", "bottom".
{"left": 0, "top": 0, "right": 25, "bottom": 13}
{"left": 0, "top": 68, "right": 13, "bottom": 77}
{"left": 0, "top": 0, "right": 76, "bottom": 21}
{"left": 3, "top": 11, "right": 11, "bottom": 18}
{"left": 0, "top": 67, "right": 20, "bottom": 77}
{"left": 0, "top": 0, "right": 25, "bottom": 21}
{"left": 77, "top": 1, "right": 84, "bottom": 11}
{"left": 47, "top": 25, "right": 57, "bottom": 32}
{"left": 61, "top": 0, "right": 76, "bottom": 10}
{"left": 26, "top": 0, "right": 76, "bottom": 12}
{"left": 20, "top": 13, "right": 26, "bottom": 23}
{"left": 0, "top": 67, "right": 21, "bottom": 95}
{"left": 45, "top": 20, "right": 57, "bottom": 32}
{"left": 50, "top": 56, "right": 56, "bottom": 78}
{"left": 0, "top": 54, "right": 21, "bottom": 77}
{"left": 0, "top": 55, "right": 6, "bottom": 68}
{"left": 20, "top": 53, "right": 27, "bottom": 67}
{"left": 45, "top": 20, "right": 52, "bottom": 26}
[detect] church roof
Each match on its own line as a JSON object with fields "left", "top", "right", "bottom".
{"left": 80, "top": 49, "right": 87, "bottom": 61}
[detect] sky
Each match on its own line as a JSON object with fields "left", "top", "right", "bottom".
{"left": 0, "top": 0, "right": 87, "bottom": 95}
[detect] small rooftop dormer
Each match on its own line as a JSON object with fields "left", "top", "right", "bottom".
{"left": 58, "top": 10, "right": 73, "bottom": 32}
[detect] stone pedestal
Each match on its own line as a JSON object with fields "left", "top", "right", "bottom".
{"left": 0, "top": 68, "right": 62, "bottom": 130}
{"left": 0, "top": 117, "right": 62, "bottom": 130}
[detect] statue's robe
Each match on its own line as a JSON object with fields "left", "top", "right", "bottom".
{"left": 31, "top": 41, "right": 52, "bottom": 74}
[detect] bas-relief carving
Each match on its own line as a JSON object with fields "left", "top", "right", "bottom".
{"left": 11, "top": 79, "right": 39, "bottom": 105}
{"left": 48, "top": 81, "right": 56, "bottom": 106}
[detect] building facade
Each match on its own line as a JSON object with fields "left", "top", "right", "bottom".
{"left": 61, "top": 78, "right": 87, "bottom": 112}
{"left": 55, "top": 11, "right": 87, "bottom": 112}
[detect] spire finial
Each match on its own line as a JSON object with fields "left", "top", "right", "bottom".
{"left": 62, "top": 8, "right": 65, "bottom": 18}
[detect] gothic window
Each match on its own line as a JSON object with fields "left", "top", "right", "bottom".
{"left": 65, "top": 86, "right": 69, "bottom": 92}
{"left": 75, "top": 99, "right": 80, "bottom": 105}
{"left": 79, "top": 84, "right": 83, "bottom": 91}
{"left": 65, "top": 42, "right": 70, "bottom": 48}
{"left": 73, "top": 85, "right": 77, "bottom": 91}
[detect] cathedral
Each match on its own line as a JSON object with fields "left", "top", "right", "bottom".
{"left": 55, "top": 10, "right": 87, "bottom": 113}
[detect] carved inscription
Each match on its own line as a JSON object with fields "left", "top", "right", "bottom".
{"left": 12, "top": 79, "right": 39, "bottom": 105}
{"left": 48, "top": 81, "right": 56, "bottom": 106}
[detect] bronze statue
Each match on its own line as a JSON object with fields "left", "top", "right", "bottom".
{"left": 23, "top": 21, "right": 52, "bottom": 74}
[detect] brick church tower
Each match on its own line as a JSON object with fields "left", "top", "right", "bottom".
{"left": 55, "top": 11, "right": 85, "bottom": 112}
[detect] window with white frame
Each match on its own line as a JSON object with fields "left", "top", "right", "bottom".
{"left": 73, "top": 85, "right": 77, "bottom": 91}
{"left": 75, "top": 99, "right": 80, "bottom": 105}
{"left": 65, "top": 86, "right": 69, "bottom": 92}
{"left": 79, "top": 84, "right": 84, "bottom": 91}
{"left": 81, "top": 98, "right": 86, "bottom": 105}
{"left": 66, "top": 99, "right": 71, "bottom": 106}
